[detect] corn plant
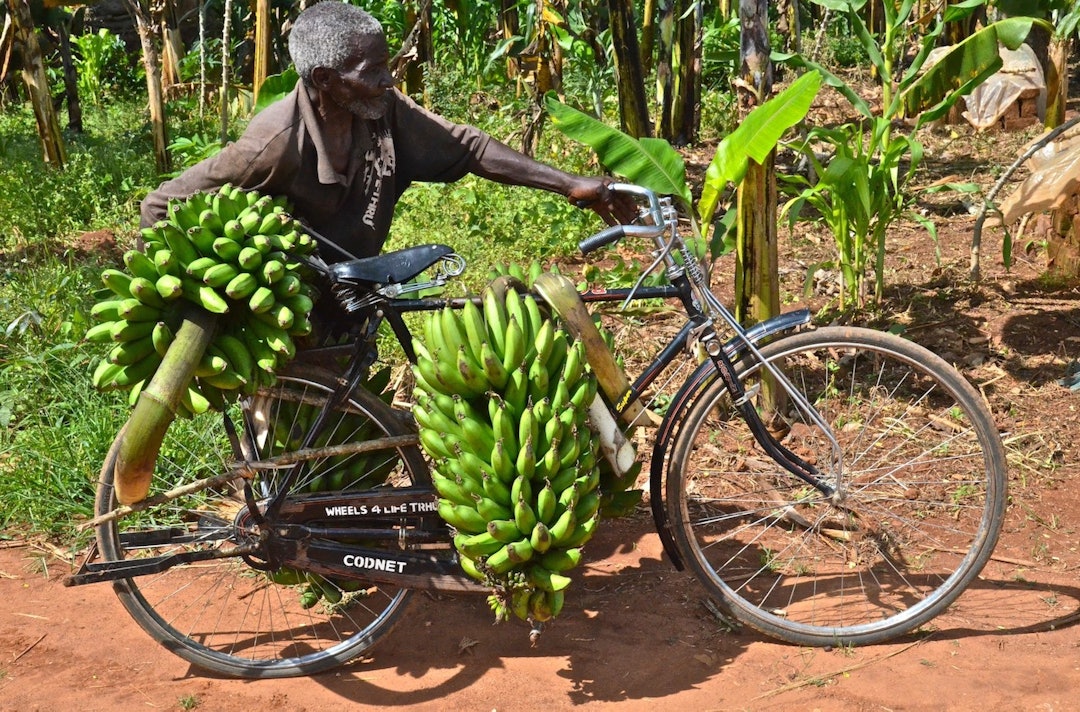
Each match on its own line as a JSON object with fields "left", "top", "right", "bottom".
{"left": 778, "top": 0, "right": 1041, "bottom": 307}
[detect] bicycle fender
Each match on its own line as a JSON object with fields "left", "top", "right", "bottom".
{"left": 647, "top": 309, "right": 813, "bottom": 570}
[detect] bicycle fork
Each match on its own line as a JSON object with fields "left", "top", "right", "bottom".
{"left": 697, "top": 324, "right": 837, "bottom": 500}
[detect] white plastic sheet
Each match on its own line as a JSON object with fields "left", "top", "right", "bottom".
{"left": 961, "top": 43, "right": 1045, "bottom": 130}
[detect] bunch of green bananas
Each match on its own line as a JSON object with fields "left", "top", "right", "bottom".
{"left": 487, "top": 259, "right": 550, "bottom": 287}
{"left": 87, "top": 184, "right": 320, "bottom": 416}
{"left": 267, "top": 567, "right": 362, "bottom": 609}
{"left": 411, "top": 284, "right": 602, "bottom": 623}
{"left": 491, "top": 262, "right": 642, "bottom": 518}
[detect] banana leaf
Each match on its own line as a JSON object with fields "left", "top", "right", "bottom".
{"left": 898, "top": 17, "right": 1045, "bottom": 124}
{"left": 543, "top": 92, "right": 693, "bottom": 209}
{"left": 255, "top": 68, "right": 299, "bottom": 113}
{"left": 697, "top": 70, "right": 822, "bottom": 229}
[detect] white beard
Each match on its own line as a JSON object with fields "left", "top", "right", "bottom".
{"left": 349, "top": 94, "right": 389, "bottom": 120}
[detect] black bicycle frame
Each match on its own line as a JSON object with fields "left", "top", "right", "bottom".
{"left": 66, "top": 275, "right": 814, "bottom": 590}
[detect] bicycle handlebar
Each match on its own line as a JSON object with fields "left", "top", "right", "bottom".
{"left": 578, "top": 183, "right": 668, "bottom": 255}
{"left": 579, "top": 224, "right": 669, "bottom": 254}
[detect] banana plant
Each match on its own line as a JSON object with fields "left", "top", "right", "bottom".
{"left": 544, "top": 69, "right": 821, "bottom": 265}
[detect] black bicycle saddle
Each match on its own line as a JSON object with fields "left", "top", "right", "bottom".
{"left": 328, "top": 244, "right": 455, "bottom": 286}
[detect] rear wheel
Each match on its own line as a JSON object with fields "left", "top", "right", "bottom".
{"left": 665, "top": 326, "right": 1007, "bottom": 646}
{"left": 95, "top": 365, "right": 429, "bottom": 678}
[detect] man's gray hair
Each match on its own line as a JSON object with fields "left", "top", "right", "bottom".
{"left": 289, "top": 2, "right": 384, "bottom": 85}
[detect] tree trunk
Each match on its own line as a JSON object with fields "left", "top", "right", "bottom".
{"left": 1, "top": 12, "right": 13, "bottom": 86}
{"left": 55, "top": 15, "right": 83, "bottom": 133}
{"left": 640, "top": 0, "right": 656, "bottom": 74}
{"left": 126, "top": 0, "right": 170, "bottom": 175}
{"left": 220, "top": 0, "right": 232, "bottom": 145}
{"left": 402, "top": 0, "right": 433, "bottom": 102}
{"left": 733, "top": 0, "right": 776, "bottom": 328}
{"left": 656, "top": 0, "right": 674, "bottom": 139}
{"left": 6, "top": 0, "right": 66, "bottom": 168}
{"left": 1045, "top": 36, "right": 1070, "bottom": 129}
{"left": 253, "top": 0, "right": 270, "bottom": 105}
{"left": 159, "top": 0, "right": 184, "bottom": 92}
{"left": 608, "top": 0, "right": 651, "bottom": 137}
{"left": 671, "top": 0, "right": 701, "bottom": 145}
{"left": 734, "top": 155, "right": 778, "bottom": 324}
{"left": 865, "top": 0, "right": 885, "bottom": 36}
{"left": 497, "top": 0, "right": 518, "bottom": 81}
{"left": 776, "top": 0, "right": 800, "bottom": 54}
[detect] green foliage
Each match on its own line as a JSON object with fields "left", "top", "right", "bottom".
{"left": 827, "top": 33, "right": 870, "bottom": 68}
{"left": 0, "top": 256, "right": 123, "bottom": 539}
{"left": 390, "top": 177, "right": 595, "bottom": 292}
{"left": 701, "top": 14, "right": 741, "bottom": 89}
{"left": 255, "top": 69, "right": 299, "bottom": 113}
{"left": 778, "top": 0, "right": 1038, "bottom": 306}
{"left": 176, "top": 38, "right": 225, "bottom": 85}
{"left": 70, "top": 29, "right": 144, "bottom": 104}
{"left": 544, "top": 72, "right": 820, "bottom": 268}
{"left": 0, "top": 103, "right": 154, "bottom": 250}
{"left": 994, "top": 0, "right": 1080, "bottom": 39}
{"left": 430, "top": 0, "right": 502, "bottom": 85}
{"left": 164, "top": 133, "right": 224, "bottom": 177}
{"left": 781, "top": 119, "right": 924, "bottom": 309}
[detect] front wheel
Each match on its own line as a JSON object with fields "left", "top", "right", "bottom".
{"left": 94, "top": 364, "right": 429, "bottom": 678}
{"left": 664, "top": 326, "right": 1007, "bottom": 646}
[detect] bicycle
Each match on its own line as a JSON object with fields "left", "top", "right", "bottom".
{"left": 66, "top": 184, "right": 1008, "bottom": 679}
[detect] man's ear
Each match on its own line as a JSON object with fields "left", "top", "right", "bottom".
{"left": 310, "top": 66, "right": 334, "bottom": 91}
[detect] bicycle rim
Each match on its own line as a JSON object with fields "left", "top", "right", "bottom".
{"left": 665, "top": 326, "right": 1007, "bottom": 646}
{"left": 95, "top": 366, "right": 427, "bottom": 678}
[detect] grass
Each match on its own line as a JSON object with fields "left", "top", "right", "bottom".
{"left": 0, "top": 79, "right": 608, "bottom": 542}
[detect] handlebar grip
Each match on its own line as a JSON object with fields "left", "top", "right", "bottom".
{"left": 579, "top": 225, "right": 626, "bottom": 255}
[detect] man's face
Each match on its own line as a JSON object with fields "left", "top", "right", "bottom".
{"left": 324, "top": 33, "right": 394, "bottom": 119}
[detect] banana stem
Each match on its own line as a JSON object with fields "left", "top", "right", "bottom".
{"left": 113, "top": 306, "right": 219, "bottom": 504}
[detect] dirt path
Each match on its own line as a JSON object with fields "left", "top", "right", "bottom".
{"left": 3, "top": 502, "right": 1080, "bottom": 711}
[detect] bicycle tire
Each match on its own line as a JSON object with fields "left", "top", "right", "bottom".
{"left": 664, "top": 325, "right": 1007, "bottom": 646}
{"left": 95, "top": 364, "right": 429, "bottom": 678}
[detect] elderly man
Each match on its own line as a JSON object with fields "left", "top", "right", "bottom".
{"left": 141, "top": 1, "right": 631, "bottom": 261}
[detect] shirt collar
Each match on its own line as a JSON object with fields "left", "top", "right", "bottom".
{"left": 297, "top": 83, "right": 350, "bottom": 185}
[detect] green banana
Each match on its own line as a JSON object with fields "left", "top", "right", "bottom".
{"left": 101, "top": 269, "right": 133, "bottom": 297}
{"left": 529, "top": 521, "right": 552, "bottom": 553}
{"left": 513, "top": 494, "right": 537, "bottom": 535}
{"left": 486, "top": 518, "right": 522, "bottom": 544}
{"left": 86, "top": 321, "right": 120, "bottom": 343}
{"left": 90, "top": 299, "right": 125, "bottom": 323}
{"left": 224, "top": 272, "right": 258, "bottom": 300}
{"left": 109, "top": 335, "right": 156, "bottom": 366}
{"left": 528, "top": 564, "right": 572, "bottom": 593}
{"left": 155, "top": 274, "right": 183, "bottom": 301}
{"left": 540, "top": 547, "right": 582, "bottom": 572}
{"left": 457, "top": 531, "right": 505, "bottom": 558}
{"left": 202, "top": 262, "right": 239, "bottom": 288}
{"left": 123, "top": 249, "right": 159, "bottom": 282}
{"left": 437, "top": 499, "right": 488, "bottom": 534}
{"left": 482, "top": 286, "right": 508, "bottom": 356}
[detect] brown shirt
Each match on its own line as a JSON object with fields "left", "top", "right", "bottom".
{"left": 140, "top": 86, "right": 493, "bottom": 260}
